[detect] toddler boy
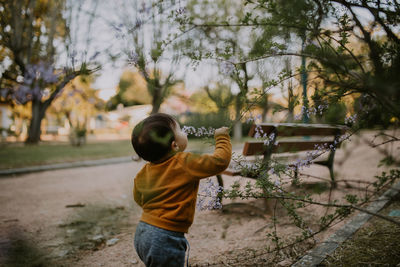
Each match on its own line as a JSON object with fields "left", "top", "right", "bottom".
{"left": 131, "top": 113, "right": 231, "bottom": 267}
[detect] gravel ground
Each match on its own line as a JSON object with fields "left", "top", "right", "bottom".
{"left": 0, "top": 130, "right": 398, "bottom": 266}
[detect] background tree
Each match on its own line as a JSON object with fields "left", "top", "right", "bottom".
{"left": 109, "top": 0, "right": 183, "bottom": 114}
{"left": 203, "top": 83, "right": 235, "bottom": 116}
{"left": 241, "top": 0, "right": 400, "bottom": 123}
{"left": 175, "top": 0, "right": 298, "bottom": 139}
{"left": 49, "top": 75, "right": 104, "bottom": 145}
{"left": 174, "top": 0, "right": 399, "bottom": 127}
{"left": 107, "top": 70, "right": 152, "bottom": 110}
{"left": 0, "top": 0, "right": 100, "bottom": 143}
{"left": 269, "top": 58, "right": 302, "bottom": 122}
{"left": 186, "top": 90, "right": 220, "bottom": 113}
{"left": 179, "top": 0, "right": 253, "bottom": 139}
{"left": 8, "top": 104, "right": 31, "bottom": 140}
{"left": 252, "top": 60, "right": 281, "bottom": 123}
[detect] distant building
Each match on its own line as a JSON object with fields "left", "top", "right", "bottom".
{"left": 161, "top": 95, "right": 190, "bottom": 115}
{"left": 106, "top": 104, "right": 152, "bottom": 128}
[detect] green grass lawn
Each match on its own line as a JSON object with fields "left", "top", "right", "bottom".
{"left": 0, "top": 137, "right": 243, "bottom": 170}
{"left": 0, "top": 140, "right": 134, "bottom": 170}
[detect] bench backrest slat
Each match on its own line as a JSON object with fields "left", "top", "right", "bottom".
{"left": 248, "top": 123, "right": 346, "bottom": 137}
{"left": 243, "top": 141, "right": 337, "bottom": 156}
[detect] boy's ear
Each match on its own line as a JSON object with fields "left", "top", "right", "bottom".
{"left": 171, "top": 141, "right": 179, "bottom": 151}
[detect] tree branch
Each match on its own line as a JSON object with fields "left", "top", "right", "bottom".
{"left": 344, "top": 2, "right": 384, "bottom": 74}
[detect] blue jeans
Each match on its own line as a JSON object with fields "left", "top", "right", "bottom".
{"left": 134, "top": 221, "right": 189, "bottom": 267}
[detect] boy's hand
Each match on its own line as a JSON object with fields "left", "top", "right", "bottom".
{"left": 214, "top": 127, "right": 230, "bottom": 137}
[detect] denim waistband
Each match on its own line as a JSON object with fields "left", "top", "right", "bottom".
{"left": 138, "top": 221, "right": 185, "bottom": 238}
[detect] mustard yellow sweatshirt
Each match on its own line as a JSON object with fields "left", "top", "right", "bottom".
{"left": 133, "top": 134, "right": 231, "bottom": 233}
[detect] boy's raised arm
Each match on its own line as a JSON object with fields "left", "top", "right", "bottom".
{"left": 179, "top": 127, "right": 232, "bottom": 179}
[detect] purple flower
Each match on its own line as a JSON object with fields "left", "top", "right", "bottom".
{"left": 274, "top": 179, "right": 283, "bottom": 193}
{"left": 197, "top": 179, "right": 223, "bottom": 210}
{"left": 0, "top": 88, "right": 10, "bottom": 99}
{"left": 344, "top": 114, "right": 357, "bottom": 125}
{"left": 42, "top": 67, "right": 59, "bottom": 83}
{"left": 220, "top": 61, "right": 235, "bottom": 76}
{"left": 182, "top": 126, "right": 215, "bottom": 137}
{"left": 246, "top": 114, "right": 262, "bottom": 123}
{"left": 295, "top": 104, "right": 328, "bottom": 120}
{"left": 254, "top": 125, "right": 264, "bottom": 139}
{"left": 25, "top": 62, "right": 59, "bottom": 85}
{"left": 176, "top": 7, "right": 186, "bottom": 15}
{"left": 134, "top": 19, "right": 143, "bottom": 30}
{"left": 13, "top": 61, "right": 60, "bottom": 103}
{"left": 14, "top": 85, "right": 30, "bottom": 104}
{"left": 128, "top": 51, "right": 140, "bottom": 66}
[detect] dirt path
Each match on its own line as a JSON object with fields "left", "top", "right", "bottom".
{"left": 0, "top": 130, "right": 398, "bottom": 266}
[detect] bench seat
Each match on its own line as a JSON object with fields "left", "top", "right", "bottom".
{"left": 217, "top": 123, "right": 348, "bottom": 187}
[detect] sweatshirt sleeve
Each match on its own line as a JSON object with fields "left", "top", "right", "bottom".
{"left": 179, "top": 134, "right": 232, "bottom": 179}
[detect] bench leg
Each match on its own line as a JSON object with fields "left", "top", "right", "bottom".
{"left": 216, "top": 174, "right": 224, "bottom": 206}
{"left": 315, "top": 150, "right": 337, "bottom": 187}
{"left": 327, "top": 150, "right": 337, "bottom": 188}
{"left": 216, "top": 174, "right": 224, "bottom": 188}
{"left": 292, "top": 166, "right": 300, "bottom": 186}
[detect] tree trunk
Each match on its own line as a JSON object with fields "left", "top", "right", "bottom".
{"left": 151, "top": 103, "right": 161, "bottom": 114}
{"left": 233, "top": 120, "right": 242, "bottom": 141}
{"left": 233, "top": 97, "right": 242, "bottom": 141}
{"left": 151, "top": 87, "right": 162, "bottom": 114}
{"left": 262, "top": 95, "right": 269, "bottom": 122}
{"left": 26, "top": 100, "right": 46, "bottom": 144}
{"left": 262, "top": 107, "right": 268, "bottom": 123}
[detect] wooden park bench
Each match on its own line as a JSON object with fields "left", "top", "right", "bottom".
{"left": 216, "top": 123, "right": 348, "bottom": 188}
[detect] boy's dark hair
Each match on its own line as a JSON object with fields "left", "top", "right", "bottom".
{"left": 131, "top": 113, "right": 177, "bottom": 162}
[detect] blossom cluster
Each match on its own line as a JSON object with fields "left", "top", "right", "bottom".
{"left": 197, "top": 178, "right": 223, "bottom": 210}
{"left": 235, "top": 159, "right": 261, "bottom": 174}
{"left": 288, "top": 136, "right": 345, "bottom": 172}
{"left": 175, "top": 7, "right": 186, "bottom": 16}
{"left": 254, "top": 125, "right": 277, "bottom": 146}
{"left": 220, "top": 61, "right": 235, "bottom": 76}
{"left": 128, "top": 51, "right": 140, "bottom": 66}
{"left": 274, "top": 179, "right": 283, "bottom": 193}
{"left": 0, "top": 88, "right": 9, "bottom": 99}
{"left": 344, "top": 114, "right": 357, "bottom": 125}
{"left": 246, "top": 114, "right": 263, "bottom": 123}
{"left": 289, "top": 156, "right": 314, "bottom": 171}
{"left": 294, "top": 105, "right": 328, "bottom": 121}
{"left": 25, "top": 62, "right": 59, "bottom": 84}
{"left": 182, "top": 126, "right": 215, "bottom": 137}
{"left": 14, "top": 62, "right": 60, "bottom": 104}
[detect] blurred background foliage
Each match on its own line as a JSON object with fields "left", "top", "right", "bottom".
{"left": 106, "top": 71, "right": 151, "bottom": 110}
{"left": 0, "top": 0, "right": 399, "bottom": 145}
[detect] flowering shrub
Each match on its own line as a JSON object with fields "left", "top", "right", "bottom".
{"left": 196, "top": 178, "right": 223, "bottom": 210}
{"left": 183, "top": 108, "right": 400, "bottom": 262}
